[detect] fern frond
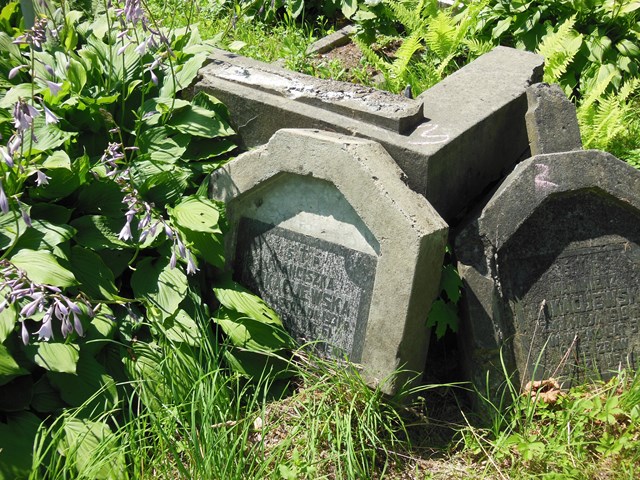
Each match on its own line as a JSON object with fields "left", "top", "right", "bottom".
{"left": 463, "top": 38, "right": 495, "bottom": 57}
{"left": 424, "top": 11, "right": 457, "bottom": 58}
{"left": 536, "top": 16, "right": 583, "bottom": 83}
{"left": 390, "top": 31, "right": 424, "bottom": 78}
{"left": 384, "top": 0, "right": 431, "bottom": 33}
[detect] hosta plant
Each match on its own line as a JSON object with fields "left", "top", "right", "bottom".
{"left": 0, "top": 1, "right": 293, "bottom": 477}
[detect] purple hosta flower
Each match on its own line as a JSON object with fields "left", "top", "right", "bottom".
{"left": 34, "top": 169, "right": 50, "bottom": 186}
{"left": 13, "top": 99, "right": 40, "bottom": 131}
{"left": 118, "top": 209, "right": 135, "bottom": 241}
{"left": 0, "top": 180, "right": 9, "bottom": 214}
{"left": 36, "top": 307, "right": 54, "bottom": 341}
{"left": 8, "top": 65, "right": 27, "bottom": 79}
{"left": 44, "top": 64, "right": 55, "bottom": 77}
{"left": 17, "top": 201, "right": 31, "bottom": 227}
{"left": 186, "top": 252, "right": 198, "bottom": 275}
{"left": 0, "top": 260, "right": 94, "bottom": 344}
{"left": 1, "top": 147, "right": 13, "bottom": 168}
{"left": 44, "top": 80, "right": 63, "bottom": 97}
{"left": 21, "top": 321, "right": 30, "bottom": 345}
{"left": 122, "top": 0, "right": 146, "bottom": 26}
{"left": 13, "top": 18, "right": 48, "bottom": 49}
{"left": 41, "top": 103, "right": 59, "bottom": 124}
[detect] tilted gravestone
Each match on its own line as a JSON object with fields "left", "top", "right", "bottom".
{"left": 194, "top": 46, "right": 543, "bottom": 222}
{"left": 210, "top": 129, "right": 448, "bottom": 393}
{"left": 455, "top": 150, "right": 640, "bottom": 393}
{"left": 525, "top": 82, "right": 582, "bottom": 155}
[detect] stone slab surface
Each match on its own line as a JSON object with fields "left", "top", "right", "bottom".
{"left": 210, "top": 129, "right": 448, "bottom": 393}
{"left": 193, "top": 46, "right": 544, "bottom": 222}
{"left": 455, "top": 149, "right": 640, "bottom": 396}
{"left": 307, "top": 25, "right": 355, "bottom": 55}
{"left": 525, "top": 83, "right": 582, "bottom": 155}
{"left": 203, "top": 48, "right": 423, "bottom": 135}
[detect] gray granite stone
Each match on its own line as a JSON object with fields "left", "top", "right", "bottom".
{"left": 525, "top": 83, "right": 582, "bottom": 155}
{"left": 210, "top": 129, "right": 448, "bottom": 393}
{"left": 193, "top": 46, "right": 543, "bottom": 222}
{"left": 455, "top": 150, "right": 640, "bottom": 396}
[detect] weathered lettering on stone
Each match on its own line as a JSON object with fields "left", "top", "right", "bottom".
{"left": 456, "top": 150, "right": 640, "bottom": 396}
{"left": 235, "top": 218, "right": 376, "bottom": 361}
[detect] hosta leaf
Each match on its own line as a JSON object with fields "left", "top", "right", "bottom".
{"left": 223, "top": 348, "right": 295, "bottom": 379}
{"left": 170, "top": 195, "right": 222, "bottom": 233}
{"left": 215, "top": 306, "right": 294, "bottom": 352}
{"left": 70, "top": 246, "right": 119, "bottom": 300}
{"left": 0, "top": 209, "right": 28, "bottom": 250}
{"left": 13, "top": 219, "right": 76, "bottom": 250}
{"left": 10, "top": 249, "right": 77, "bottom": 287}
{"left": 0, "top": 304, "right": 17, "bottom": 343}
{"left": 131, "top": 257, "right": 188, "bottom": 319}
{"left": 26, "top": 342, "right": 80, "bottom": 373}
{"left": 48, "top": 355, "right": 118, "bottom": 410}
{"left": 163, "top": 309, "right": 201, "bottom": 346}
{"left": 167, "top": 104, "right": 235, "bottom": 138}
{"left": 181, "top": 227, "right": 225, "bottom": 268}
{"left": 214, "top": 280, "right": 282, "bottom": 326}
{"left": 136, "top": 127, "right": 189, "bottom": 163}
{"left": 0, "top": 412, "right": 41, "bottom": 480}
{"left": 59, "top": 418, "right": 126, "bottom": 480}
{"left": 25, "top": 116, "right": 77, "bottom": 154}
{"left": 71, "top": 215, "right": 131, "bottom": 250}
{"left": 31, "top": 375, "right": 66, "bottom": 413}
{"left": 159, "top": 53, "right": 209, "bottom": 97}
{"left": 0, "top": 344, "right": 28, "bottom": 385}
{"left": 79, "top": 305, "right": 117, "bottom": 356}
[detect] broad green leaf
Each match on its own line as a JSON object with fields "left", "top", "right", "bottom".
{"left": 67, "top": 57, "right": 88, "bottom": 92}
{"left": 441, "top": 264, "right": 462, "bottom": 303}
{"left": 180, "top": 227, "right": 225, "bottom": 268}
{"left": 25, "top": 116, "right": 77, "bottom": 154}
{"left": 0, "top": 412, "right": 41, "bottom": 480}
{"left": 163, "top": 309, "right": 201, "bottom": 346}
{"left": 13, "top": 219, "right": 76, "bottom": 250}
{"left": 70, "top": 246, "right": 119, "bottom": 300}
{"left": 59, "top": 418, "right": 126, "bottom": 480}
{"left": 136, "top": 127, "right": 189, "bottom": 163}
{"left": 215, "top": 306, "right": 294, "bottom": 352}
{"left": 48, "top": 355, "right": 118, "bottom": 410}
{"left": 223, "top": 348, "right": 295, "bottom": 379}
{"left": 0, "top": 304, "right": 16, "bottom": 343}
{"left": 190, "top": 91, "right": 233, "bottom": 125}
{"left": 182, "top": 137, "right": 236, "bottom": 161}
{"left": 11, "top": 249, "right": 77, "bottom": 287}
{"left": 71, "top": 215, "right": 131, "bottom": 250}
{"left": 43, "top": 150, "right": 72, "bottom": 169}
{"left": 0, "top": 209, "right": 28, "bottom": 249}
{"left": 79, "top": 305, "right": 117, "bottom": 356}
{"left": 170, "top": 195, "right": 221, "bottom": 233}
{"left": 214, "top": 280, "right": 283, "bottom": 326}
{"left": 0, "top": 344, "right": 28, "bottom": 385}
{"left": 426, "top": 299, "right": 458, "bottom": 339}
{"left": 341, "top": 0, "right": 357, "bottom": 19}
{"left": 26, "top": 342, "right": 80, "bottom": 373}
{"left": 159, "top": 53, "right": 208, "bottom": 97}
{"left": 131, "top": 257, "right": 188, "bottom": 319}
{"left": 76, "top": 180, "right": 125, "bottom": 217}
{"left": 167, "top": 104, "right": 235, "bottom": 138}
{"left": 31, "top": 376, "right": 66, "bottom": 413}
{"left": 30, "top": 202, "right": 73, "bottom": 224}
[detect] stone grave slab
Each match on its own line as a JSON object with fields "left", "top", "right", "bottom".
{"left": 525, "top": 83, "right": 582, "bottom": 155}
{"left": 193, "top": 46, "right": 543, "bottom": 222}
{"left": 455, "top": 150, "right": 640, "bottom": 394}
{"left": 210, "top": 129, "right": 448, "bottom": 393}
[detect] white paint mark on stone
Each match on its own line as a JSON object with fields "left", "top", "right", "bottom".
{"left": 408, "top": 123, "right": 450, "bottom": 145}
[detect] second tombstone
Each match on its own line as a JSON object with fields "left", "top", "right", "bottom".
{"left": 211, "top": 129, "right": 448, "bottom": 393}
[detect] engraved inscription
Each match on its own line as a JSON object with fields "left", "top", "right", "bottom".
{"left": 234, "top": 218, "right": 377, "bottom": 362}
{"left": 508, "top": 242, "right": 640, "bottom": 380}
